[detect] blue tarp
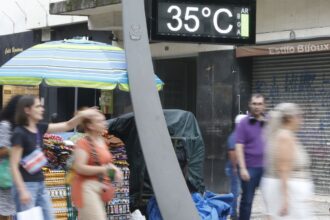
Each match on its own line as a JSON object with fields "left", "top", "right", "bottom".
{"left": 147, "top": 191, "right": 233, "bottom": 220}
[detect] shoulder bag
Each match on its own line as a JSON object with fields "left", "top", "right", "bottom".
{"left": 20, "top": 130, "right": 48, "bottom": 174}
{"left": 86, "top": 136, "right": 115, "bottom": 203}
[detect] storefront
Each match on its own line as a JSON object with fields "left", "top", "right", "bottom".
{"left": 154, "top": 57, "right": 197, "bottom": 114}
{"left": 0, "top": 31, "right": 41, "bottom": 107}
{"left": 237, "top": 39, "right": 330, "bottom": 195}
{"left": 146, "top": 46, "right": 254, "bottom": 193}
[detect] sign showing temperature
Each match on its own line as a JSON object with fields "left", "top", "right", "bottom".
{"left": 151, "top": 0, "right": 256, "bottom": 44}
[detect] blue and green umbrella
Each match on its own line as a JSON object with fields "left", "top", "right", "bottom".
{"left": 0, "top": 38, "right": 164, "bottom": 91}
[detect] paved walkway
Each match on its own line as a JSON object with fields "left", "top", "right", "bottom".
{"left": 250, "top": 190, "right": 330, "bottom": 219}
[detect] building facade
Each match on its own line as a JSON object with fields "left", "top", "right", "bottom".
{"left": 1, "top": 0, "right": 330, "bottom": 195}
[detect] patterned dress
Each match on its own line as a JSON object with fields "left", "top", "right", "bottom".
{"left": 0, "top": 121, "right": 16, "bottom": 216}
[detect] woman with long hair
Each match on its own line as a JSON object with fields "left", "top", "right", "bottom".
{"left": 71, "top": 111, "right": 122, "bottom": 220}
{"left": 261, "top": 103, "right": 316, "bottom": 219}
{"left": 10, "top": 95, "right": 99, "bottom": 220}
{"left": 0, "top": 95, "right": 22, "bottom": 220}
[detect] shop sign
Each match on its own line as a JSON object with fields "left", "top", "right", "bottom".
{"left": 0, "top": 31, "right": 35, "bottom": 65}
{"left": 4, "top": 47, "right": 23, "bottom": 55}
{"left": 236, "top": 40, "right": 330, "bottom": 57}
{"left": 150, "top": 0, "right": 256, "bottom": 45}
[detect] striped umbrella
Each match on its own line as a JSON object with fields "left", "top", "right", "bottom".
{"left": 0, "top": 38, "right": 164, "bottom": 91}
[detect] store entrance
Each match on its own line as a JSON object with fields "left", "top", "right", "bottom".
{"left": 154, "top": 57, "right": 197, "bottom": 115}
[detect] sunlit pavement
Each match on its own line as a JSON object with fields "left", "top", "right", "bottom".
{"left": 248, "top": 190, "right": 330, "bottom": 220}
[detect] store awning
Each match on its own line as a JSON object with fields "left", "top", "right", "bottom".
{"left": 236, "top": 39, "right": 330, "bottom": 58}
{"left": 0, "top": 38, "right": 164, "bottom": 91}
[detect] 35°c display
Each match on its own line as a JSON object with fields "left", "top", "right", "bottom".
{"left": 150, "top": 0, "right": 256, "bottom": 44}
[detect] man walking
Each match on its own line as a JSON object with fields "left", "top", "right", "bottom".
{"left": 236, "top": 94, "right": 266, "bottom": 220}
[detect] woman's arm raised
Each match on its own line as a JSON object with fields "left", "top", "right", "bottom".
{"left": 47, "top": 108, "right": 99, "bottom": 133}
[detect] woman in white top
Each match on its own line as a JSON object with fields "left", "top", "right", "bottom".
{"left": 261, "top": 103, "right": 315, "bottom": 220}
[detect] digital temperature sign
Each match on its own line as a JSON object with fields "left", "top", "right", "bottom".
{"left": 150, "top": 0, "right": 256, "bottom": 44}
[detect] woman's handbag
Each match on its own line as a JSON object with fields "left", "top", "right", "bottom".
{"left": 100, "top": 178, "right": 115, "bottom": 203}
{"left": 86, "top": 136, "right": 115, "bottom": 203}
{"left": 20, "top": 130, "right": 47, "bottom": 174}
{"left": 0, "top": 158, "right": 12, "bottom": 188}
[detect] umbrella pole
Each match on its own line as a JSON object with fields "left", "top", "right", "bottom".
{"left": 94, "top": 89, "right": 97, "bottom": 107}
{"left": 74, "top": 87, "right": 78, "bottom": 112}
{"left": 74, "top": 87, "right": 78, "bottom": 132}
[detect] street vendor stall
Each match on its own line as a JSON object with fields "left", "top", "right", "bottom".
{"left": 0, "top": 38, "right": 163, "bottom": 109}
{"left": 0, "top": 38, "right": 164, "bottom": 220}
{"left": 42, "top": 131, "right": 131, "bottom": 220}
{"left": 42, "top": 134, "right": 74, "bottom": 220}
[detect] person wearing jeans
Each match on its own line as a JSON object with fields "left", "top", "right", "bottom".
{"left": 12, "top": 182, "right": 53, "bottom": 220}
{"left": 225, "top": 163, "right": 241, "bottom": 219}
{"left": 225, "top": 114, "right": 246, "bottom": 220}
{"left": 235, "top": 94, "right": 266, "bottom": 220}
{"left": 10, "top": 95, "right": 99, "bottom": 220}
{"left": 239, "top": 168, "right": 263, "bottom": 219}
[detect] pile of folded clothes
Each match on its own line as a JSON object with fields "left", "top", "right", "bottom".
{"left": 43, "top": 133, "right": 74, "bottom": 170}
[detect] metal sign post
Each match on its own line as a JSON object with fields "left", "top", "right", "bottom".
{"left": 122, "top": 0, "right": 200, "bottom": 219}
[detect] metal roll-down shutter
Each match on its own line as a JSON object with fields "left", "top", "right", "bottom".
{"left": 253, "top": 52, "right": 330, "bottom": 195}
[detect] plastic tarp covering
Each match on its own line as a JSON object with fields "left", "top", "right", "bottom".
{"left": 108, "top": 109, "right": 205, "bottom": 208}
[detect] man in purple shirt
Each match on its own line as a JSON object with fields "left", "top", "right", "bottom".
{"left": 236, "top": 94, "right": 266, "bottom": 220}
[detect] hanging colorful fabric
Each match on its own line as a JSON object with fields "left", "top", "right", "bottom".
{"left": 65, "top": 155, "right": 76, "bottom": 185}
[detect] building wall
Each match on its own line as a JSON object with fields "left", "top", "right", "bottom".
{"left": 0, "top": 31, "right": 41, "bottom": 109}
{"left": 0, "top": 0, "right": 87, "bottom": 36}
{"left": 2, "top": 1, "right": 330, "bottom": 48}
{"left": 1, "top": 0, "right": 329, "bottom": 192}
{"left": 257, "top": 0, "right": 330, "bottom": 33}
{"left": 257, "top": 0, "right": 330, "bottom": 43}
{"left": 196, "top": 50, "right": 252, "bottom": 193}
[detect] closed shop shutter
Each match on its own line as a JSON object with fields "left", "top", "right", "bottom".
{"left": 252, "top": 52, "right": 330, "bottom": 195}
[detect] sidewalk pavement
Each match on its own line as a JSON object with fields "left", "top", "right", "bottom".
{"left": 250, "top": 190, "right": 330, "bottom": 219}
